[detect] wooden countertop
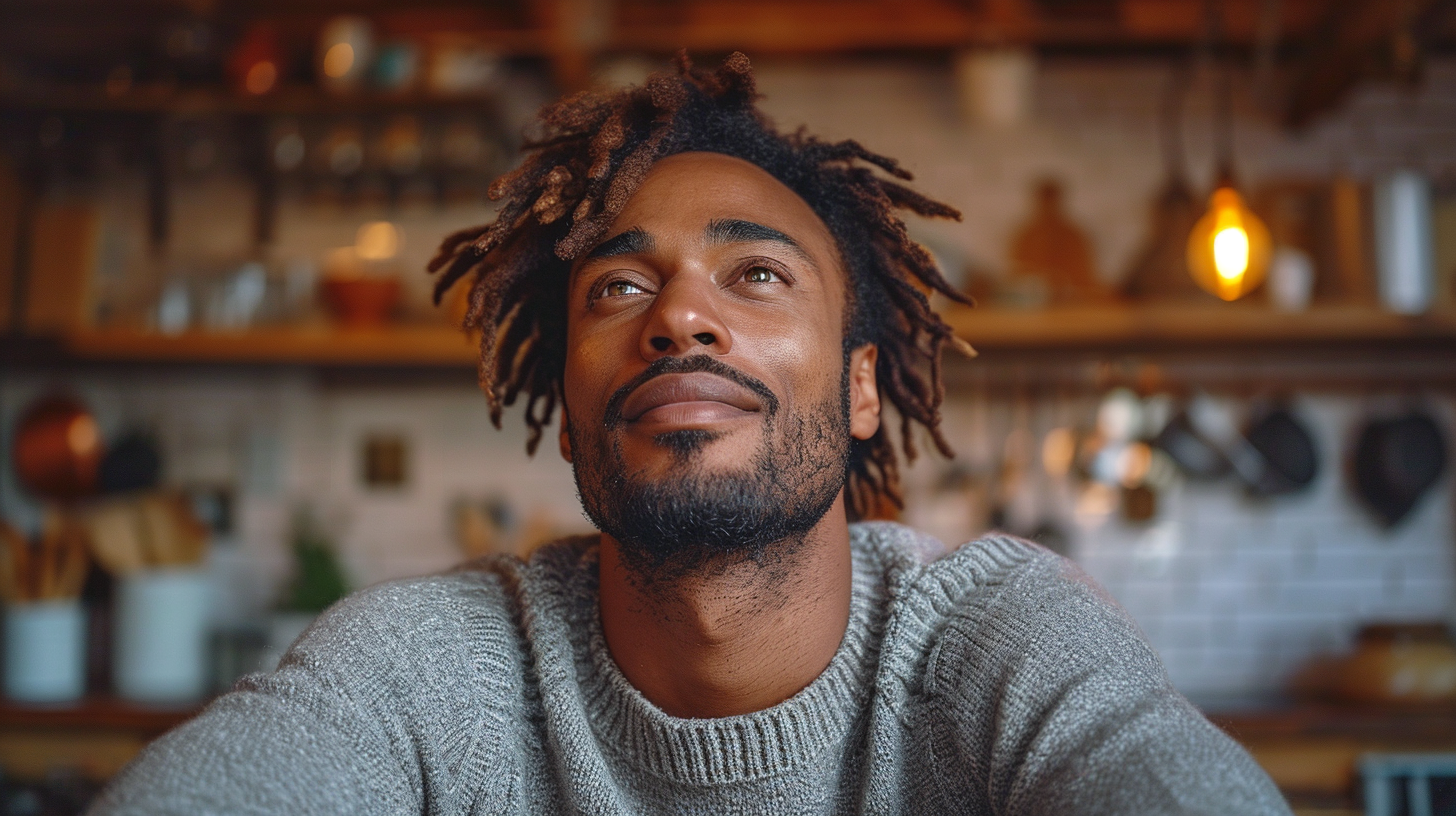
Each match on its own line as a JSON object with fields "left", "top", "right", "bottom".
{"left": 1209, "top": 705, "right": 1456, "bottom": 813}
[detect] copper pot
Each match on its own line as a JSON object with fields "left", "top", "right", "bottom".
{"left": 11, "top": 396, "right": 103, "bottom": 503}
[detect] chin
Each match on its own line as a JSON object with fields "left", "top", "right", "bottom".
{"left": 652, "top": 429, "right": 720, "bottom": 458}
{"left": 616, "top": 424, "right": 752, "bottom": 470}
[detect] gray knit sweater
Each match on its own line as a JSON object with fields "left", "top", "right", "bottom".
{"left": 92, "top": 522, "right": 1289, "bottom": 815}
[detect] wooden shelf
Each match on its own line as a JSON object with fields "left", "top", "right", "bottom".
{"left": 0, "top": 83, "right": 514, "bottom": 118}
{"left": 941, "top": 303, "right": 1456, "bottom": 353}
{"left": 0, "top": 697, "right": 203, "bottom": 782}
{"left": 59, "top": 325, "right": 481, "bottom": 366}
{"left": 3, "top": 305, "right": 1451, "bottom": 369}
{"left": 0, "top": 697, "right": 201, "bottom": 734}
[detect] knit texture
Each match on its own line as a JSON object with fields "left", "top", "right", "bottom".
{"left": 91, "top": 522, "right": 1290, "bottom": 815}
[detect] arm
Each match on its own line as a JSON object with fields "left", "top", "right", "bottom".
{"left": 89, "top": 666, "right": 420, "bottom": 815}
{"left": 928, "top": 550, "right": 1291, "bottom": 816}
{"left": 88, "top": 574, "right": 506, "bottom": 816}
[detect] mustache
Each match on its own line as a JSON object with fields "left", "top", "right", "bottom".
{"left": 603, "top": 355, "right": 780, "bottom": 429}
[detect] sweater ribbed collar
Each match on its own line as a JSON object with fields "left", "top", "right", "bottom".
{"left": 549, "top": 526, "right": 896, "bottom": 787}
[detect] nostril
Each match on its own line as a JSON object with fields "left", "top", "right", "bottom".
{"left": 692, "top": 332, "right": 715, "bottom": 346}
{"left": 650, "top": 337, "right": 672, "bottom": 352}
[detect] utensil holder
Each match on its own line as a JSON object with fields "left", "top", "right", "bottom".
{"left": 114, "top": 567, "right": 212, "bottom": 703}
{"left": 4, "top": 599, "right": 86, "bottom": 703}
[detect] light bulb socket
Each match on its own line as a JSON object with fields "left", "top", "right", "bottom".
{"left": 1213, "top": 164, "right": 1238, "bottom": 191}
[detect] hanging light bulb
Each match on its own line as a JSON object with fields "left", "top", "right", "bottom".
{"left": 1184, "top": 0, "right": 1271, "bottom": 303}
{"left": 1186, "top": 181, "right": 1271, "bottom": 301}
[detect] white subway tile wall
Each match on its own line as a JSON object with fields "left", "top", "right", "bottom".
{"left": 3, "top": 58, "right": 1455, "bottom": 703}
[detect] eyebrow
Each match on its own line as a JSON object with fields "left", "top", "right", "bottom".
{"left": 584, "top": 227, "right": 654, "bottom": 260}
{"left": 705, "top": 218, "right": 813, "bottom": 264}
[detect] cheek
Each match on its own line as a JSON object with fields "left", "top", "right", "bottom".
{"left": 735, "top": 312, "right": 841, "bottom": 406}
{"left": 563, "top": 320, "right": 633, "bottom": 419}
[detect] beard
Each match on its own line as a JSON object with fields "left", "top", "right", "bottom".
{"left": 569, "top": 354, "right": 851, "bottom": 585}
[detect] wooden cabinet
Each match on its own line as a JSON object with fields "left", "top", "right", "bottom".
{"left": 1212, "top": 706, "right": 1456, "bottom": 814}
{"left": 0, "top": 698, "right": 199, "bottom": 782}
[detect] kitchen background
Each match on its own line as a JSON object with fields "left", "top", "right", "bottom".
{"left": 2, "top": 1, "right": 1455, "bottom": 813}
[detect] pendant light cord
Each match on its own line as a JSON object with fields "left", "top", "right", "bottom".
{"left": 1202, "top": 0, "right": 1236, "bottom": 186}
{"left": 1160, "top": 49, "right": 1191, "bottom": 184}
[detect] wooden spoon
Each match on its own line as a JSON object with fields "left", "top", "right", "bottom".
{"left": 0, "top": 520, "right": 24, "bottom": 602}
{"left": 82, "top": 499, "right": 148, "bottom": 574}
{"left": 138, "top": 492, "right": 208, "bottom": 567}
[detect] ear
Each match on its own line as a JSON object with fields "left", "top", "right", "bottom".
{"left": 558, "top": 414, "right": 573, "bottom": 463}
{"left": 848, "top": 344, "right": 880, "bottom": 441}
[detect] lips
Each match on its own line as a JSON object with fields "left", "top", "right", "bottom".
{"left": 620, "top": 373, "right": 764, "bottom": 423}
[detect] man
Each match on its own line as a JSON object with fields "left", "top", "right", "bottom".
{"left": 93, "top": 54, "right": 1289, "bottom": 815}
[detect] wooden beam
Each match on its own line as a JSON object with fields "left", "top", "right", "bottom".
{"left": 612, "top": 0, "right": 980, "bottom": 53}
{"left": 532, "top": 0, "right": 611, "bottom": 92}
{"left": 1285, "top": 0, "right": 1447, "bottom": 128}
{"left": 608, "top": 0, "right": 1336, "bottom": 54}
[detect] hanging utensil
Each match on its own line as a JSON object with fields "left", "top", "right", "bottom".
{"left": 1352, "top": 410, "right": 1448, "bottom": 528}
{"left": 98, "top": 431, "right": 163, "bottom": 495}
{"left": 1241, "top": 404, "right": 1320, "bottom": 497}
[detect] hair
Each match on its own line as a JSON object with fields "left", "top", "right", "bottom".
{"left": 428, "top": 51, "right": 973, "bottom": 520}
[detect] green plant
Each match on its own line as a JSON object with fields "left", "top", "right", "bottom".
{"left": 279, "top": 509, "right": 349, "bottom": 613}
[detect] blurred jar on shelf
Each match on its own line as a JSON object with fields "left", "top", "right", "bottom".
{"left": 317, "top": 16, "right": 373, "bottom": 94}
{"left": 319, "top": 221, "right": 405, "bottom": 327}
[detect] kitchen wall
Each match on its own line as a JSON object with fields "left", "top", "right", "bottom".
{"left": 4, "top": 55, "right": 1454, "bottom": 704}
{"left": 919, "top": 392, "right": 1456, "bottom": 706}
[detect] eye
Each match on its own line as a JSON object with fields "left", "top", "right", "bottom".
{"left": 602, "top": 280, "right": 646, "bottom": 297}
{"left": 743, "top": 265, "right": 781, "bottom": 284}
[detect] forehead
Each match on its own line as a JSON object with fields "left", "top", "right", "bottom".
{"left": 602, "top": 152, "right": 840, "bottom": 263}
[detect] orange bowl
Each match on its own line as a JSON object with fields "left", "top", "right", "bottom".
{"left": 321, "top": 276, "right": 401, "bottom": 328}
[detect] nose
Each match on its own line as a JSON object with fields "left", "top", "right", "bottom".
{"left": 640, "top": 275, "right": 732, "bottom": 360}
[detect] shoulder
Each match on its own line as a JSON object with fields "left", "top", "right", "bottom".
{"left": 266, "top": 541, "right": 589, "bottom": 710}
{"left": 292, "top": 561, "right": 517, "bottom": 663}
{"left": 905, "top": 533, "right": 1176, "bottom": 760}
{"left": 926, "top": 533, "right": 1162, "bottom": 688}
{"left": 851, "top": 523, "right": 1159, "bottom": 692}
{"left": 851, "top": 521, "right": 1072, "bottom": 619}
{"left": 291, "top": 535, "right": 598, "bottom": 664}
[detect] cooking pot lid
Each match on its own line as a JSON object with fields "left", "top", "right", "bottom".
{"left": 1244, "top": 408, "right": 1319, "bottom": 496}
{"left": 1352, "top": 411, "right": 1448, "bottom": 528}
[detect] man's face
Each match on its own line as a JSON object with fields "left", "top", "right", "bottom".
{"left": 561, "top": 152, "right": 881, "bottom": 577}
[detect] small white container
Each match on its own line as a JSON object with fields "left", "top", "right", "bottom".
{"left": 4, "top": 600, "right": 86, "bottom": 704}
{"left": 114, "top": 568, "right": 212, "bottom": 703}
{"left": 1373, "top": 169, "right": 1436, "bottom": 314}
{"left": 1269, "top": 246, "right": 1315, "bottom": 312}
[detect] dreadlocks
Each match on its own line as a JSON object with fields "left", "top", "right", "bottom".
{"left": 428, "top": 51, "right": 973, "bottom": 520}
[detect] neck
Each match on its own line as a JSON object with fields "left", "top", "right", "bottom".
{"left": 597, "top": 494, "right": 854, "bottom": 719}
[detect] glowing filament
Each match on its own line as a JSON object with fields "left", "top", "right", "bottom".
{"left": 1186, "top": 185, "right": 1270, "bottom": 302}
{"left": 1212, "top": 226, "right": 1249, "bottom": 281}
